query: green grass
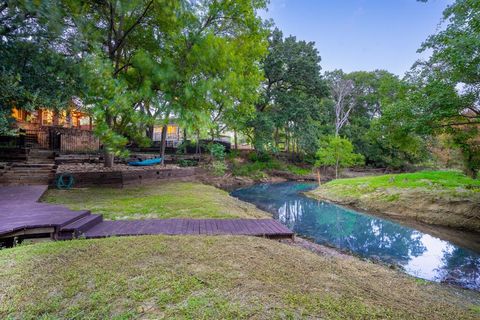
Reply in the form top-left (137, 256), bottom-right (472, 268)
top-left (313, 170), bottom-right (480, 200)
top-left (327, 170), bottom-right (480, 190)
top-left (307, 170), bottom-right (480, 231)
top-left (1, 236), bottom-right (478, 319)
top-left (42, 182), bottom-right (268, 220)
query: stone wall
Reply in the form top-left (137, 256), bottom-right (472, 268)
top-left (54, 167), bottom-right (200, 188)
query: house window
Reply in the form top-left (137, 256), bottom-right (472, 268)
top-left (42, 110), bottom-right (54, 126)
top-left (12, 107), bottom-right (26, 121)
top-left (167, 125), bottom-right (177, 134)
top-left (153, 124), bottom-right (180, 142)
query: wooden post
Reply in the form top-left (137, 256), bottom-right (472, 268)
top-left (160, 124), bottom-right (168, 166)
top-left (234, 129), bottom-right (238, 150)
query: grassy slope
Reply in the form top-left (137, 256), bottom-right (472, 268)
top-left (43, 182), bottom-right (268, 220)
top-left (1, 236), bottom-right (479, 319)
top-left (308, 170), bottom-right (480, 231)
top-left (325, 170), bottom-right (480, 195)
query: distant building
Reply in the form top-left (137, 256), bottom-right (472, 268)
top-left (8, 102), bottom-right (99, 152)
top-left (152, 123), bottom-right (183, 148)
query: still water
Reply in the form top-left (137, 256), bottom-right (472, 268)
top-left (231, 182), bottom-right (480, 290)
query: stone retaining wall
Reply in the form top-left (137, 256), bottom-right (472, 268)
top-left (54, 167), bottom-right (201, 188)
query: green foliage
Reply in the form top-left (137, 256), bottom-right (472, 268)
top-left (210, 160), bottom-right (228, 176)
top-left (248, 151), bottom-right (272, 163)
top-left (412, 0), bottom-right (480, 177)
top-left (365, 100), bottom-right (429, 169)
top-left (0, 8), bottom-right (85, 135)
top-left (208, 143), bottom-right (226, 161)
top-left (326, 170), bottom-right (480, 190)
top-left (231, 158), bottom-right (282, 178)
top-left (315, 136), bottom-right (364, 178)
top-left (231, 156), bottom-right (311, 178)
top-left (251, 28), bottom-right (329, 154)
top-left (177, 159), bottom-right (198, 167)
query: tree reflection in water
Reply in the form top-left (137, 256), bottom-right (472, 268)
top-left (231, 182), bottom-right (480, 291)
top-left (436, 247), bottom-right (480, 289)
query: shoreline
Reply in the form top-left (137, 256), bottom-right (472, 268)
top-left (303, 191), bottom-right (480, 253)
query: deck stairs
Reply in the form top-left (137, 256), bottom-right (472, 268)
top-left (57, 214), bottom-right (104, 240)
top-left (0, 149), bottom-right (56, 185)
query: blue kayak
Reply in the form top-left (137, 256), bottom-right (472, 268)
top-left (128, 157), bottom-right (162, 166)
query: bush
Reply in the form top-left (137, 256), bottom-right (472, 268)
top-left (226, 149), bottom-right (241, 160)
top-left (177, 159), bottom-right (198, 167)
top-left (248, 151), bottom-right (271, 162)
top-left (211, 160), bottom-right (228, 176)
top-left (208, 143), bottom-right (226, 160)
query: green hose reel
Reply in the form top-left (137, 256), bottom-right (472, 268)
top-left (56, 173), bottom-right (75, 189)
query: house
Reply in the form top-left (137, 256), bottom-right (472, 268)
top-left (152, 123), bottom-right (183, 148)
top-left (8, 103), bottom-right (99, 153)
top-left (151, 123), bottom-right (233, 150)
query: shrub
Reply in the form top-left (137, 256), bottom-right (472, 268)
top-left (211, 160), bottom-right (228, 176)
top-left (248, 151), bottom-right (271, 162)
top-left (177, 159), bottom-right (198, 167)
top-left (208, 143), bottom-right (226, 161)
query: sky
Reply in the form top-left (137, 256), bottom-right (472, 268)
top-left (261, 0), bottom-right (452, 76)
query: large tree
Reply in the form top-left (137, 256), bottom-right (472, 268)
top-left (410, 0), bottom-right (480, 177)
top-left (0, 1), bottom-right (84, 135)
top-left (64, 0), bottom-right (267, 166)
top-left (252, 28), bottom-right (329, 156)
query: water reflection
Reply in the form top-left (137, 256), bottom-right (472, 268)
top-left (231, 182), bottom-right (480, 290)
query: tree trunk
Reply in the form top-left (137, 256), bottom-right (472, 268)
top-left (234, 130), bottom-right (238, 150)
top-left (160, 124), bottom-right (167, 166)
top-left (183, 129), bottom-right (187, 154)
top-left (104, 114), bottom-right (114, 167)
top-left (195, 130), bottom-right (200, 155)
top-left (286, 130), bottom-right (290, 153)
top-left (146, 124), bottom-right (154, 140)
top-left (104, 152), bottom-right (114, 167)
top-left (316, 168), bottom-right (321, 185)
top-left (274, 127), bottom-right (279, 148)
top-left (335, 155), bottom-right (339, 179)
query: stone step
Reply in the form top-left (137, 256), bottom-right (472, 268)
top-left (6, 170), bottom-right (55, 174)
top-left (0, 175), bottom-right (52, 180)
top-left (11, 163), bottom-right (55, 168)
top-left (3, 170), bottom-right (54, 174)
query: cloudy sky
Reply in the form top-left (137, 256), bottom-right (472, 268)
top-left (261, 0), bottom-right (451, 76)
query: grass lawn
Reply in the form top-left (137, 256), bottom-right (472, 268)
top-left (42, 181), bottom-right (268, 220)
top-left (328, 170), bottom-right (480, 191)
top-left (1, 235), bottom-right (479, 319)
top-left (308, 170), bottom-right (480, 232)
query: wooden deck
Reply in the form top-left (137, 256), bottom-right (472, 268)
top-left (0, 185), bottom-right (293, 244)
top-left (83, 219), bottom-right (293, 239)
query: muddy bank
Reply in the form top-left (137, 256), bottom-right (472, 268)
top-left (196, 172), bottom-right (287, 191)
top-left (307, 186), bottom-right (480, 235)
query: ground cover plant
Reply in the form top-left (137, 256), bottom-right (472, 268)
top-left (320, 170), bottom-right (480, 197)
top-left (1, 235), bottom-right (479, 319)
top-left (43, 182), bottom-right (268, 220)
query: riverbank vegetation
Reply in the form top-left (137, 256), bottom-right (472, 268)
top-left (43, 182), bottom-right (268, 220)
top-left (1, 235), bottom-right (479, 319)
top-left (308, 170), bottom-right (480, 232)
top-left (2, 0), bottom-right (478, 177)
